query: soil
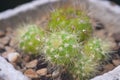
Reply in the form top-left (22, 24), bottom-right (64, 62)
top-left (0, 19), bottom-right (120, 80)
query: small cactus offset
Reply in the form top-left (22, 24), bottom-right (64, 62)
top-left (69, 52), bottom-right (100, 80)
top-left (83, 37), bottom-right (110, 61)
top-left (69, 38), bottom-right (110, 80)
top-left (19, 25), bottom-right (45, 55)
top-left (69, 55), bottom-right (98, 80)
top-left (48, 8), bottom-right (92, 41)
top-left (44, 31), bottom-right (80, 65)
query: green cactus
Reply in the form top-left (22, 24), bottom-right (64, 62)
top-left (44, 31), bottom-right (80, 65)
top-left (48, 8), bottom-right (92, 41)
top-left (83, 38), bottom-right (110, 61)
top-left (68, 38), bottom-right (110, 80)
top-left (68, 53), bottom-right (98, 80)
top-left (19, 25), bottom-right (45, 55)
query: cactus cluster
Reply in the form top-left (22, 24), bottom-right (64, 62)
top-left (16, 8), bottom-right (110, 80)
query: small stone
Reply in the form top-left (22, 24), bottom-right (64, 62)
top-left (9, 37), bottom-right (17, 47)
top-left (0, 30), bottom-right (5, 37)
top-left (23, 55), bottom-right (30, 62)
top-left (112, 32), bottom-right (120, 42)
top-left (103, 64), bottom-right (115, 73)
top-left (112, 59), bottom-right (120, 66)
top-left (26, 59), bottom-right (38, 68)
top-left (6, 27), bottom-right (12, 32)
top-left (5, 46), bottom-right (15, 52)
top-left (24, 69), bottom-right (38, 78)
top-left (118, 42), bottom-right (120, 46)
top-left (5, 27), bottom-right (13, 36)
top-left (46, 74), bottom-right (52, 77)
top-left (7, 52), bottom-right (20, 63)
top-left (52, 70), bottom-right (60, 78)
top-left (94, 30), bottom-right (107, 39)
top-left (36, 68), bottom-right (47, 76)
top-left (0, 36), bottom-right (10, 45)
top-left (2, 52), bottom-right (8, 58)
top-left (108, 37), bottom-right (118, 50)
top-left (0, 43), bottom-right (4, 49)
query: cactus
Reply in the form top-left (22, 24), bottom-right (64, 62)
top-left (18, 25), bottom-right (45, 55)
top-left (83, 38), bottom-right (110, 61)
top-left (48, 8), bottom-right (92, 41)
top-left (68, 38), bottom-right (110, 80)
top-left (69, 52), bottom-right (99, 80)
top-left (44, 31), bottom-right (80, 65)
top-left (69, 55), bottom-right (98, 80)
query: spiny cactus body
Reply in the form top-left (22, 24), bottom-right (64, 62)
top-left (44, 31), bottom-right (80, 65)
top-left (48, 8), bottom-right (92, 41)
top-left (69, 54), bottom-right (98, 80)
top-left (69, 38), bottom-right (110, 80)
top-left (83, 38), bottom-right (110, 61)
top-left (19, 25), bottom-right (45, 55)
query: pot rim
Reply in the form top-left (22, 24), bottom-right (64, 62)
top-left (0, 0), bottom-right (58, 20)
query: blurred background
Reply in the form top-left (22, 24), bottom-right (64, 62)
top-left (0, 0), bottom-right (33, 12)
top-left (0, 0), bottom-right (120, 12)
top-left (109, 0), bottom-right (120, 5)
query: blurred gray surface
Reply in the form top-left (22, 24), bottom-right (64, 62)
top-left (91, 65), bottom-right (120, 80)
top-left (0, 56), bottom-right (29, 80)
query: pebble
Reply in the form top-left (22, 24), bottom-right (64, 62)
top-left (0, 36), bottom-right (10, 45)
top-left (6, 27), bottom-right (12, 32)
top-left (46, 74), bottom-right (52, 77)
top-left (36, 68), bottom-right (47, 76)
top-left (52, 70), bottom-right (60, 78)
top-left (103, 64), bottom-right (115, 73)
top-left (118, 42), bottom-right (120, 48)
top-left (108, 37), bottom-right (118, 50)
top-left (23, 55), bottom-right (30, 62)
top-left (26, 59), bottom-right (38, 68)
top-left (5, 46), bottom-right (15, 52)
top-left (9, 37), bottom-right (17, 47)
top-left (5, 27), bottom-right (13, 36)
top-left (93, 29), bottom-right (108, 39)
top-left (7, 52), bottom-right (20, 63)
top-left (112, 32), bottom-right (120, 42)
top-left (0, 43), bottom-right (4, 49)
top-left (112, 59), bottom-right (120, 66)
top-left (0, 30), bottom-right (5, 37)
top-left (24, 69), bottom-right (38, 78)
top-left (2, 52), bottom-right (8, 58)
